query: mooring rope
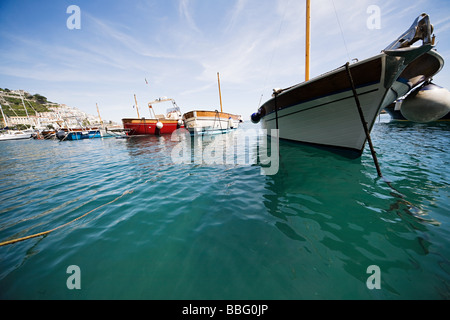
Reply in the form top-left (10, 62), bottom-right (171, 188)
top-left (343, 62), bottom-right (440, 225)
top-left (214, 110), bottom-right (223, 131)
top-left (0, 189), bottom-right (134, 247)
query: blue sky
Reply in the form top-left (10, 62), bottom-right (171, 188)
top-left (1, 0), bottom-right (450, 123)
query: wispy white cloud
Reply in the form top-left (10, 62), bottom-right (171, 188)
top-left (178, 0), bottom-right (201, 33)
top-left (0, 0), bottom-right (449, 122)
top-left (224, 0), bottom-right (248, 33)
top-left (434, 15), bottom-right (450, 33)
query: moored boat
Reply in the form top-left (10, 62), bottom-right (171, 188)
top-left (182, 72), bottom-right (242, 135)
top-left (0, 129), bottom-right (33, 141)
top-left (0, 103), bottom-right (33, 141)
top-left (122, 97), bottom-right (184, 136)
top-left (183, 110), bottom-right (241, 135)
top-left (56, 127), bottom-right (101, 141)
top-left (251, 11), bottom-right (441, 158)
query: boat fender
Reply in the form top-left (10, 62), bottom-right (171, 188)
top-left (177, 119), bottom-right (183, 129)
top-left (251, 107), bottom-right (265, 124)
top-left (228, 117), bottom-right (234, 129)
top-left (400, 83), bottom-right (450, 122)
top-left (251, 112), bottom-right (260, 123)
top-left (155, 121), bottom-right (163, 136)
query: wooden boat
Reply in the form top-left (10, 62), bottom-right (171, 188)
top-left (122, 96), bottom-right (184, 136)
top-left (33, 129), bottom-right (56, 140)
top-left (251, 8), bottom-right (441, 158)
top-left (183, 110), bottom-right (241, 135)
top-left (182, 73), bottom-right (242, 135)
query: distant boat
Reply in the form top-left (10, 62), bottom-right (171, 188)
top-left (38, 129), bottom-right (57, 140)
top-left (56, 128), bottom-right (101, 141)
top-left (0, 129), bottom-right (32, 141)
top-left (251, 9), bottom-right (441, 158)
top-left (384, 81), bottom-right (450, 122)
top-left (183, 110), bottom-right (242, 135)
top-left (182, 72), bottom-right (242, 135)
top-left (0, 104), bottom-right (33, 141)
top-left (122, 96), bottom-right (184, 136)
top-left (94, 103), bottom-right (128, 138)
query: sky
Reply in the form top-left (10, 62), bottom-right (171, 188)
top-left (1, 0), bottom-right (450, 123)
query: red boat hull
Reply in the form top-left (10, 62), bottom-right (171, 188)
top-left (122, 118), bottom-right (184, 135)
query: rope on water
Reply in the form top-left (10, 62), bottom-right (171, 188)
top-left (0, 190), bottom-right (134, 247)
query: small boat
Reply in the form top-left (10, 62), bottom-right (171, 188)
top-left (94, 103), bottom-right (129, 138)
top-left (99, 128), bottom-right (129, 138)
top-left (0, 103), bottom-right (33, 141)
top-left (122, 96), bottom-right (184, 136)
top-left (36, 129), bottom-right (57, 140)
top-left (0, 129), bottom-right (33, 141)
top-left (183, 110), bottom-right (242, 135)
top-left (182, 73), bottom-right (242, 135)
top-left (56, 127), bottom-right (101, 141)
top-left (384, 81), bottom-right (450, 122)
top-left (251, 9), bottom-right (441, 158)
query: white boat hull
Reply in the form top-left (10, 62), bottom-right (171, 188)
top-left (253, 46), bottom-right (442, 157)
top-left (183, 111), bottom-right (241, 135)
top-left (261, 78), bottom-right (408, 154)
top-left (0, 131), bottom-right (32, 141)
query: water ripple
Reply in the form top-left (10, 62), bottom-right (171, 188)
top-left (0, 121), bottom-right (449, 299)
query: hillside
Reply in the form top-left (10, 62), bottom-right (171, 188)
top-left (0, 88), bottom-right (54, 121)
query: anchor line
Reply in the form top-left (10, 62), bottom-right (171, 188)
top-left (0, 189), bottom-right (134, 247)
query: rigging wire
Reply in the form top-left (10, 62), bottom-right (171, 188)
top-left (331, 0), bottom-right (351, 62)
top-left (258, 0), bottom-right (292, 107)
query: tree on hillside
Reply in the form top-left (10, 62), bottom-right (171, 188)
top-left (33, 94), bottom-right (47, 104)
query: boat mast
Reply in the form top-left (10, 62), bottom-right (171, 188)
top-left (305, 0), bottom-right (311, 81)
top-left (20, 92), bottom-right (33, 129)
top-left (217, 72), bottom-right (223, 113)
top-left (134, 94), bottom-right (141, 118)
top-left (96, 103), bottom-right (104, 129)
top-left (0, 104), bottom-right (8, 127)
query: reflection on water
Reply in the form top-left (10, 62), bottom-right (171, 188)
top-left (0, 120), bottom-right (449, 299)
top-left (259, 137), bottom-right (449, 298)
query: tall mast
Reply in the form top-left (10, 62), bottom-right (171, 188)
top-left (20, 92), bottom-right (32, 129)
top-left (96, 103), bottom-right (104, 129)
top-left (217, 72), bottom-right (223, 113)
top-left (134, 94), bottom-right (141, 118)
top-left (0, 104), bottom-right (8, 127)
top-left (305, 0), bottom-right (311, 81)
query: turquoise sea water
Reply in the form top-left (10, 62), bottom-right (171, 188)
top-left (0, 116), bottom-right (449, 300)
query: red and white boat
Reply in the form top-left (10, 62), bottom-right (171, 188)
top-left (122, 97), bottom-right (184, 136)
